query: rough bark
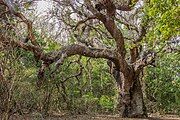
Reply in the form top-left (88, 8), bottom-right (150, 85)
top-left (109, 62), bottom-right (147, 118)
top-left (121, 75), bottom-right (147, 118)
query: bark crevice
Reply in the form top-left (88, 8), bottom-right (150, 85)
top-left (109, 62), bottom-right (147, 118)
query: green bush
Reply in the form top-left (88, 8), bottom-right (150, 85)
top-left (145, 53), bottom-right (180, 114)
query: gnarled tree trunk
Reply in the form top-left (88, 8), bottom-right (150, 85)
top-left (121, 75), bottom-right (147, 117)
top-left (111, 66), bottom-right (147, 118)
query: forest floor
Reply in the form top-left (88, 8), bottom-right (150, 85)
top-left (5, 113), bottom-right (180, 120)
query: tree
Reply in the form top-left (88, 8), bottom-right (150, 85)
top-left (0, 0), bottom-right (178, 118)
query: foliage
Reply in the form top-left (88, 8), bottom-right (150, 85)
top-left (145, 53), bottom-right (180, 114)
top-left (143, 0), bottom-right (179, 113)
top-left (144, 0), bottom-right (179, 48)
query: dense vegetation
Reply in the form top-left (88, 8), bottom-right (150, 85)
top-left (0, 0), bottom-right (179, 119)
